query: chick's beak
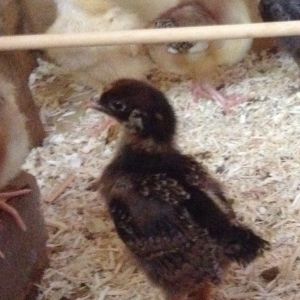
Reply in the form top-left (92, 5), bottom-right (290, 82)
top-left (88, 95), bottom-right (107, 113)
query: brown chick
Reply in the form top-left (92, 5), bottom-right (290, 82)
top-left (0, 76), bottom-right (32, 258)
top-left (147, 0), bottom-right (254, 113)
top-left (91, 79), bottom-right (269, 300)
top-left (259, 0), bottom-right (300, 67)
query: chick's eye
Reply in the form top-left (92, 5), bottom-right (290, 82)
top-left (110, 100), bottom-right (126, 112)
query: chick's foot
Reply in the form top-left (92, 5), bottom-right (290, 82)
top-left (191, 81), bottom-right (246, 114)
top-left (0, 189), bottom-right (31, 232)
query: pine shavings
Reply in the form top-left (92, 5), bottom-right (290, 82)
top-left (24, 51), bottom-right (300, 299)
top-left (45, 174), bottom-right (76, 203)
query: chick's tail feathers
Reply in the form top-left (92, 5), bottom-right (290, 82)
top-left (223, 224), bottom-right (270, 265)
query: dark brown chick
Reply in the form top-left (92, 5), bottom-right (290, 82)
top-left (260, 0), bottom-right (300, 66)
top-left (91, 79), bottom-right (269, 300)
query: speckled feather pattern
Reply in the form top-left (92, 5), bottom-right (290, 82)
top-left (101, 158), bottom-right (227, 295)
top-left (99, 139), bottom-right (268, 296)
top-left (153, 1), bottom-right (217, 54)
top-left (147, 0), bottom-right (253, 80)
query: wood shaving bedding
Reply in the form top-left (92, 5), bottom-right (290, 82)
top-left (24, 50), bottom-right (300, 300)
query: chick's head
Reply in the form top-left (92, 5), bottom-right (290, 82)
top-left (91, 79), bottom-right (176, 142)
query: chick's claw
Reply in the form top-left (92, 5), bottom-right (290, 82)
top-left (191, 81), bottom-right (247, 114)
top-left (0, 189), bottom-right (31, 199)
top-left (0, 188), bottom-right (31, 232)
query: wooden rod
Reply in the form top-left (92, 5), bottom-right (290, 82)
top-left (0, 21), bottom-right (299, 51)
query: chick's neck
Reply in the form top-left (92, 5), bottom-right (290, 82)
top-left (118, 127), bottom-right (175, 155)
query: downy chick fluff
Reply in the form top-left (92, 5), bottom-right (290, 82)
top-left (91, 79), bottom-right (269, 300)
top-left (46, 0), bottom-right (153, 91)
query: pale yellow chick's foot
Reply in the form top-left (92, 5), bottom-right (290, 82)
top-left (0, 189), bottom-right (31, 258)
top-left (0, 188), bottom-right (31, 234)
top-left (191, 81), bottom-right (247, 114)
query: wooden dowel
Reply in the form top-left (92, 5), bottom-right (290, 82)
top-left (0, 21), bottom-right (300, 51)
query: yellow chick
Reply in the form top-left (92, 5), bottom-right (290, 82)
top-left (46, 0), bottom-right (153, 91)
top-left (111, 0), bottom-right (181, 22)
top-left (146, 0), bottom-right (256, 112)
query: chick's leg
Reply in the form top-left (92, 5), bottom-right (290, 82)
top-left (191, 81), bottom-right (246, 114)
top-left (0, 189), bottom-right (30, 259)
top-left (89, 116), bottom-right (115, 135)
top-left (187, 283), bottom-right (212, 300)
top-left (0, 189), bottom-right (31, 232)
top-left (87, 97), bottom-right (120, 141)
top-left (89, 117), bottom-right (120, 144)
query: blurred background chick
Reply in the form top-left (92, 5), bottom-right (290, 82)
top-left (46, 0), bottom-right (153, 92)
top-left (112, 0), bottom-right (181, 22)
top-left (44, 0), bottom-right (271, 114)
top-left (146, 0), bottom-right (258, 112)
